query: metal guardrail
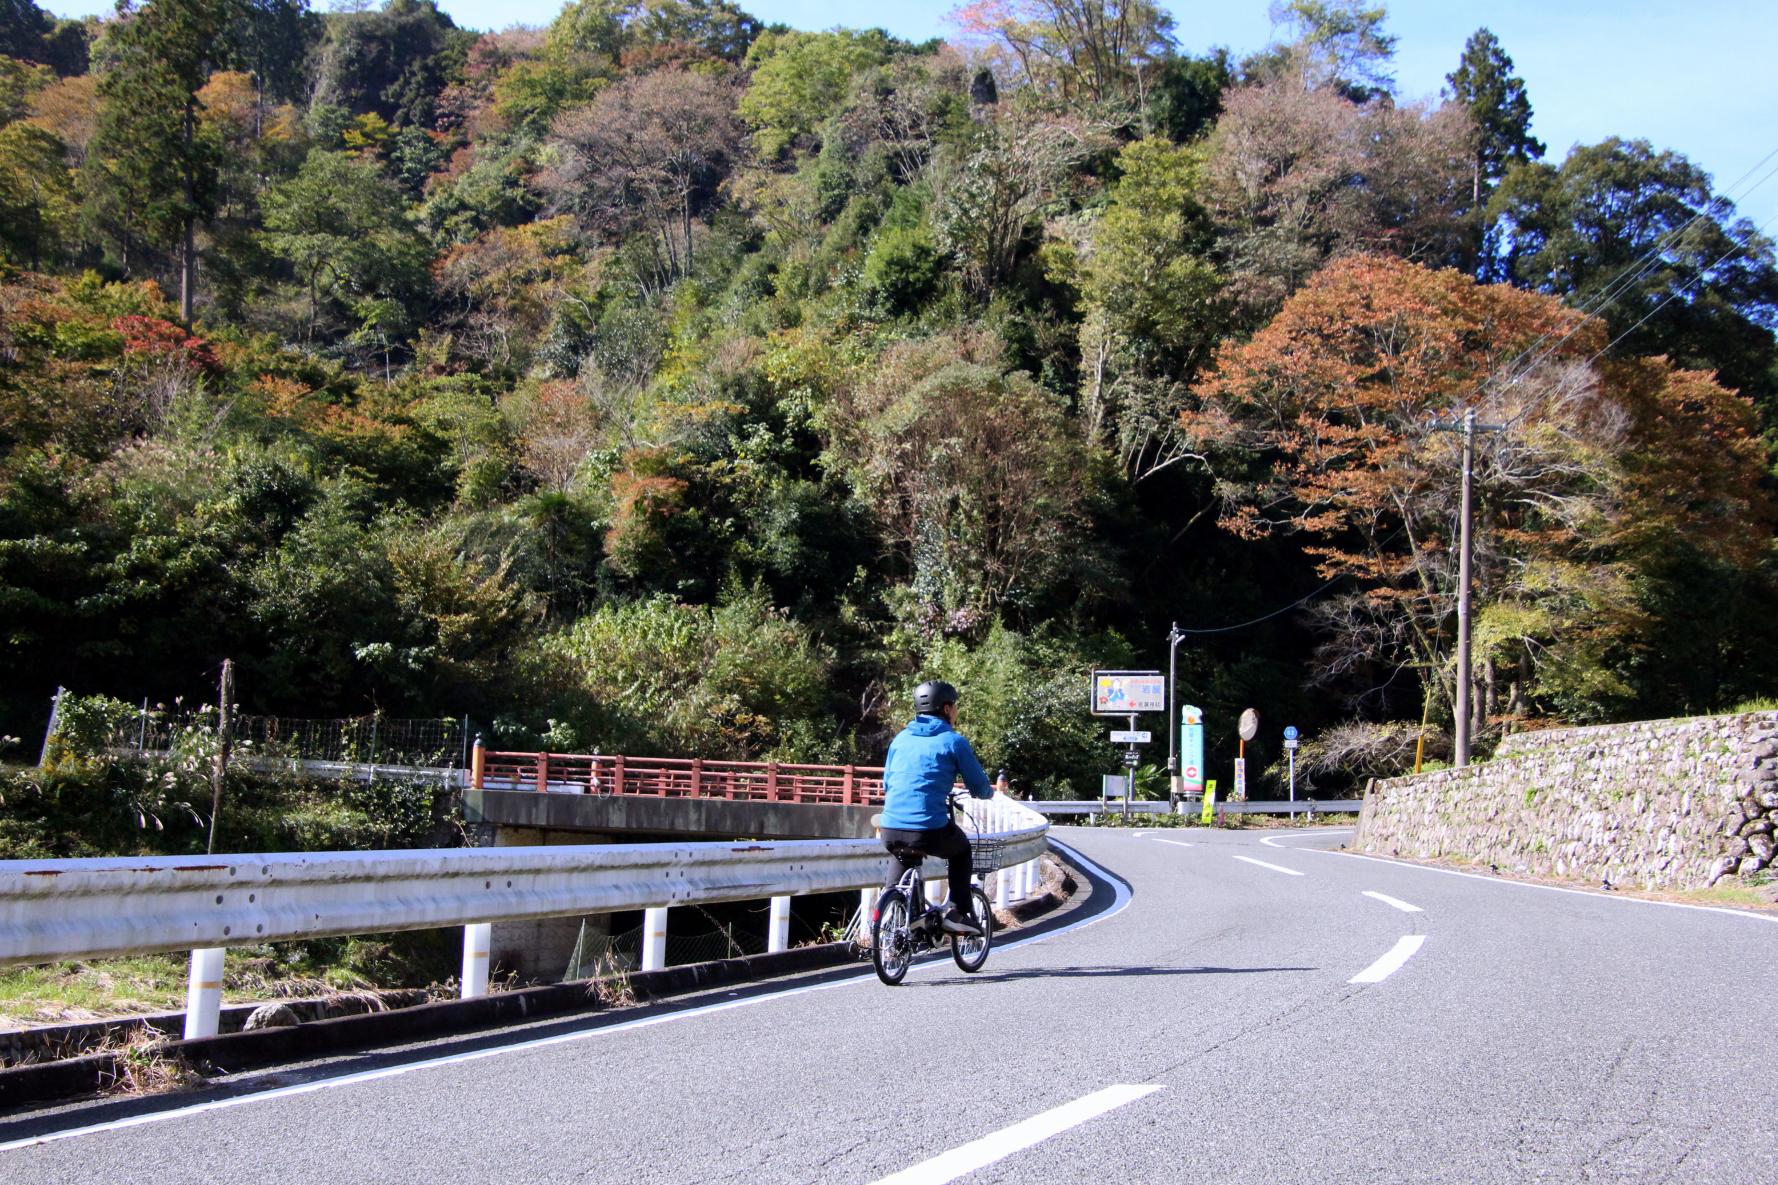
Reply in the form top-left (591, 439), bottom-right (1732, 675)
top-left (0, 794), bottom-right (1048, 1039)
top-left (1029, 799), bottom-right (1361, 817)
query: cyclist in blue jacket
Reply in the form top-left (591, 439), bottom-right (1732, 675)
top-left (879, 679), bottom-right (995, 935)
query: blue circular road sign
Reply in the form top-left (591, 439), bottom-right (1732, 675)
top-left (1283, 725), bottom-right (1299, 741)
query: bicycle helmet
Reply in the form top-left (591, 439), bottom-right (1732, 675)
top-left (912, 679), bottom-right (959, 714)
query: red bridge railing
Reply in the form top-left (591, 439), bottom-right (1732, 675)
top-left (472, 748), bottom-right (887, 807)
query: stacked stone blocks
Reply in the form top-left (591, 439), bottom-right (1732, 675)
top-left (1355, 711), bottom-right (1778, 890)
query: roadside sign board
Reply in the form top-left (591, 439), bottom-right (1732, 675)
top-left (1110, 730), bottom-right (1152, 743)
top-left (1200, 780), bottom-right (1216, 825)
top-left (1284, 725), bottom-right (1299, 741)
top-left (1101, 775), bottom-right (1128, 799)
top-left (1091, 670), bottom-right (1165, 715)
top-left (1284, 738), bottom-right (1298, 750)
top-left (1233, 757), bottom-right (1247, 800)
top-left (1180, 705), bottom-right (1204, 795)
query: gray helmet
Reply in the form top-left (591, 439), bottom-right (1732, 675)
top-left (912, 680), bottom-right (959, 714)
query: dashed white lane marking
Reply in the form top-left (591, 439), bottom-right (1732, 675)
top-left (1287, 844), bottom-right (1778, 925)
top-left (1147, 838), bottom-right (1195, 849)
top-left (1260, 830), bottom-right (1354, 849)
top-left (868, 1085), bottom-right (1164, 1185)
top-left (1362, 891), bottom-right (1423, 914)
top-left (1231, 855), bottom-right (1305, 877)
top-left (1350, 935), bottom-right (1425, 984)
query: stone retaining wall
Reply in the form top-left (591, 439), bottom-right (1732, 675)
top-left (1355, 712), bottom-right (1778, 889)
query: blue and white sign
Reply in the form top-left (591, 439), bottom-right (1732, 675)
top-left (1284, 725), bottom-right (1299, 741)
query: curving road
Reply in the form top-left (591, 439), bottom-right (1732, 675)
top-left (4, 826), bottom-right (1775, 1184)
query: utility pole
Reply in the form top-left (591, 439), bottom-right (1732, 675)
top-left (1432, 409), bottom-right (1504, 767)
top-left (1166, 623), bottom-right (1185, 802)
top-left (208, 659), bottom-right (234, 855)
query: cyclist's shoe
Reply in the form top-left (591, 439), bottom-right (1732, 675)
top-left (940, 906), bottom-right (984, 936)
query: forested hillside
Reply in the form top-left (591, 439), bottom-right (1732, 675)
top-left (3, 0), bottom-right (1775, 795)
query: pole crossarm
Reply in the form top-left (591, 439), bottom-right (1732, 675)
top-left (0, 796), bottom-right (1049, 969)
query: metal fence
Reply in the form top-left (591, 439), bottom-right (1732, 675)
top-left (103, 708), bottom-right (471, 769)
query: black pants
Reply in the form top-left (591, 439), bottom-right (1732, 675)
top-left (880, 821), bottom-right (975, 916)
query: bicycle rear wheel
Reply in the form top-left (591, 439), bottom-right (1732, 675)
top-left (951, 887), bottom-right (993, 973)
top-left (871, 889), bottom-right (914, 985)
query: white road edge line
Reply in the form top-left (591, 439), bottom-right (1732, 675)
top-left (868, 1085), bottom-right (1163, 1185)
top-left (0, 841), bottom-right (1134, 1154)
top-left (1276, 842), bottom-right (1778, 926)
top-left (1349, 935), bottom-right (1425, 984)
top-left (1231, 855), bottom-right (1305, 877)
top-left (1362, 891), bottom-right (1423, 914)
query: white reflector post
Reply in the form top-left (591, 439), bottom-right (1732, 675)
top-left (768, 895), bottom-right (790, 954)
top-left (461, 922), bottom-right (491, 998)
top-left (642, 906), bottom-right (668, 972)
top-left (184, 947), bottom-right (225, 1039)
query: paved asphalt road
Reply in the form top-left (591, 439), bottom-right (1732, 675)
top-left (4, 826), bottom-right (1776, 1184)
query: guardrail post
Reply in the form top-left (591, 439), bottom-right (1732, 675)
top-left (993, 866), bottom-right (1011, 909)
top-left (461, 923), bottom-right (491, 998)
top-left (691, 758), bottom-right (703, 797)
top-left (843, 765), bottom-right (855, 805)
top-left (183, 947), bottom-right (225, 1039)
top-left (471, 736), bottom-right (485, 790)
top-left (613, 753), bottom-right (625, 795)
top-left (535, 752), bottom-right (549, 794)
top-left (642, 907), bottom-right (668, 971)
top-left (766, 762), bottom-right (780, 801)
top-left (859, 887), bottom-right (875, 941)
top-left (768, 895), bottom-right (790, 953)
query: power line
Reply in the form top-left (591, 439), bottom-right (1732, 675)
top-left (1472, 144), bottom-right (1778, 414)
top-left (1178, 574), bottom-right (1345, 636)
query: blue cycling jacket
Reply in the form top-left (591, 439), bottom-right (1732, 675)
top-left (880, 714), bottom-right (993, 831)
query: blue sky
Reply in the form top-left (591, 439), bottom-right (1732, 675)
top-left (43, 1), bottom-right (1778, 227)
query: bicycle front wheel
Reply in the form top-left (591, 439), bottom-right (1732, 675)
top-left (951, 887), bottom-right (993, 973)
top-left (871, 889), bottom-right (914, 985)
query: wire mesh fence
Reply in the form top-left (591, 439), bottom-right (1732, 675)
top-left (96, 702), bottom-right (471, 769)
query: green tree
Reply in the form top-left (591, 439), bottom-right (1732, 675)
top-left (1489, 138), bottom-right (1778, 414)
top-left (308, 0), bottom-right (473, 129)
top-left (0, 121), bottom-right (76, 266)
top-left (738, 28), bottom-right (894, 159)
top-left (1077, 136), bottom-right (1223, 477)
top-left (259, 147), bottom-right (432, 341)
top-left (1444, 27), bottom-right (1542, 208)
top-left (85, 0), bottom-right (241, 322)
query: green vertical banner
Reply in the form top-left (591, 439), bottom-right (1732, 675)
top-left (1180, 705), bottom-right (1204, 795)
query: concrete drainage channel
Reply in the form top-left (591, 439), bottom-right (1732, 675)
top-left (0, 855), bottom-right (1076, 1114)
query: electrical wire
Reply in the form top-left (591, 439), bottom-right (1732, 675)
top-left (1179, 573), bottom-right (1346, 635)
top-left (1480, 144), bottom-right (1778, 404)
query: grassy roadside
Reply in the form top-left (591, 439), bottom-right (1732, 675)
top-left (0, 931), bottom-right (463, 1031)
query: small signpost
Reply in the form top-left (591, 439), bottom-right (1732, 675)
top-left (1200, 779), bottom-right (1217, 825)
top-left (1092, 670), bottom-right (1163, 821)
top-left (1284, 725), bottom-right (1299, 804)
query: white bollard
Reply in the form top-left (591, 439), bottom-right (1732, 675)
top-left (993, 865), bottom-right (1011, 909)
top-left (642, 906), bottom-right (668, 972)
top-left (768, 895), bottom-right (791, 954)
top-left (460, 923), bottom-right (491, 998)
top-left (860, 887), bottom-right (876, 939)
top-left (184, 947), bottom-right (225, 1039)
